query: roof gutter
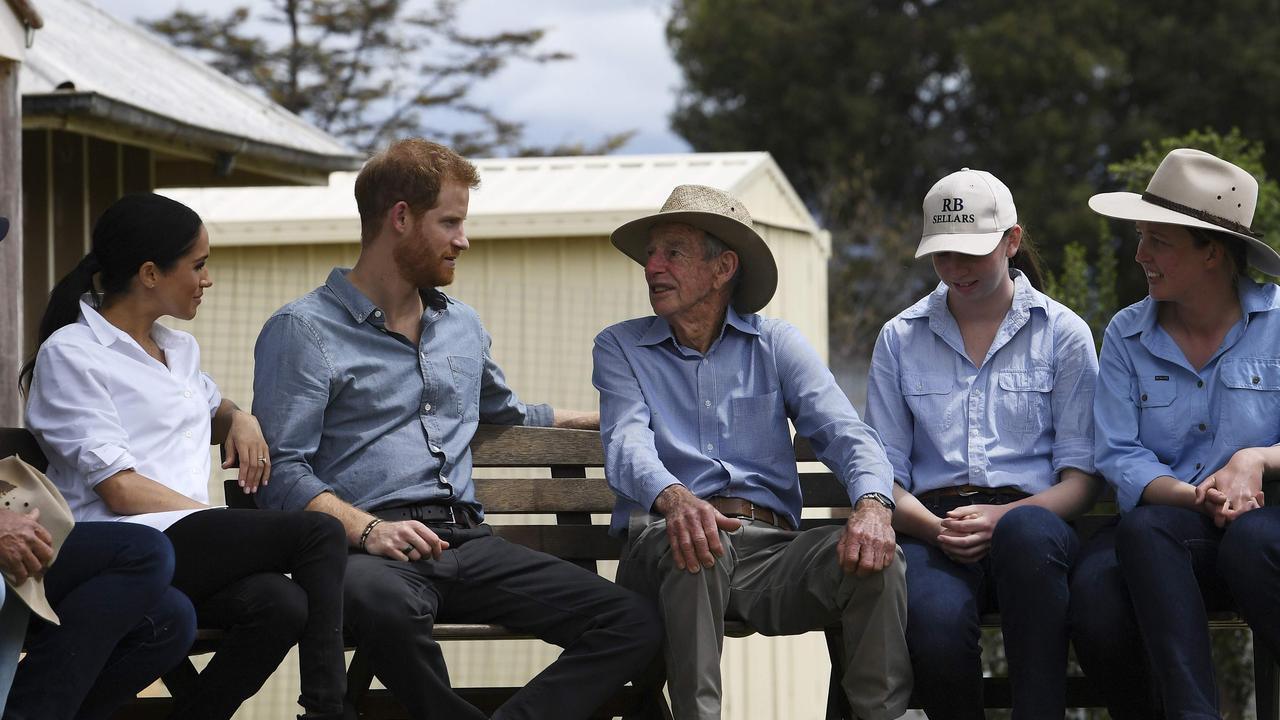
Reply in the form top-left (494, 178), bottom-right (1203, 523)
top-left (23, 91), bottom-right (363, 177)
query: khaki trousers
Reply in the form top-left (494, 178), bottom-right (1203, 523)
top-left (617, 517), bottom-right (912, 720)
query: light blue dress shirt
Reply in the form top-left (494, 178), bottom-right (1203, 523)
top-left (865, 271), bottom-right (1098, 496)
top-left (1094, 277), bottom-right (1280, 512)
top-left (594, 307), bottom-right (894, 535)
top-left (252, 268), bottom-right (553, 515)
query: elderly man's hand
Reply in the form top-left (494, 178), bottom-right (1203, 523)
top-left (838, 499), bottom-right (895, 576)
top-left (653, 484), bottom-right (742, 573)
top-left (0, 508), bottom-right (54, 584)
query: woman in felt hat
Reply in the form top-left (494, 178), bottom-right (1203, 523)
top-left (863, 169), bottom-right (1101, 718)
top-left (1070, 148), bottom-right (1280, 719)
top-left (20, 193), bottom-right (349, 720)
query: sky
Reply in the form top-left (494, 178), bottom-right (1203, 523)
top-left (91, 0), bottom-right (692, 155)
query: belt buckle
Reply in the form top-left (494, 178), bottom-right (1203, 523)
top-left (747, 503), bottom-right (757, 522)
top-left (957, 486), bottom-right (980, 497)
top-left (446, 505), bottom-right (456, 525)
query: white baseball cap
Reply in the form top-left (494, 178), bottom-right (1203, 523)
top-left (916, 168), bottom-right (1018, 258)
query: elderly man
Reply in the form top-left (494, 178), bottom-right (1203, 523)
top-left (593, 185), bottom-right (912, 719)
top-left (253, 138), bottom-right (660, 720)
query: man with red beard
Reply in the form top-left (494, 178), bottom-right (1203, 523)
top-left (251, 138), bottom-right (661, 720)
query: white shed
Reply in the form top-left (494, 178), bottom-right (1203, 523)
top-left (163, 151), bottom-right (838, 720)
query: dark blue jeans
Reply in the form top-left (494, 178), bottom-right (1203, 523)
top-left (903, 499), bottom-right (1079, 720)
top-left (1072, 505), bottom-right (1280, 720)
top-left (3, 522), bottom-right (197, 720)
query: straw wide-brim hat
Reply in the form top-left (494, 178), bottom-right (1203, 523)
top-left (610, 184), bottom-right (779, 314)
top-left (1089, 148), bottom-right (1280, 276)
top-left (0, 455), bottom-right (74, 624)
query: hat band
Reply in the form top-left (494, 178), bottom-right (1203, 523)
top-left (1141, 191), bottom-right (1263, 239)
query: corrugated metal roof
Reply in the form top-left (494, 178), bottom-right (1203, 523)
top-left (163, 152), bottom-right (822, 245)
top-left (20, 0), bottom-right (358, 163)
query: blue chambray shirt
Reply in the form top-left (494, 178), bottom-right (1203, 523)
top-left (1095, 277), bottom-right (1280, 512)
top-left (594, 307), bottom-right (894, 535)
top-left (865, 271), bottom-right (1098, 495)
top-left (252, 268), bottom-right (553, 515)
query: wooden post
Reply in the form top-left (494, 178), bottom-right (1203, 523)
top-left (0, 59), bottom-right (21, 426)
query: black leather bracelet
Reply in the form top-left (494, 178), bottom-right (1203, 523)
top-left (359, 518), bottom-right (382, 552)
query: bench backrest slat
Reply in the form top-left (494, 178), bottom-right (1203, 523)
top-left (471, 426), bottom-right (603, 467)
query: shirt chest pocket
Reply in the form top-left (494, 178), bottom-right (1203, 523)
top-left (901, 372), bottom-right (954, 433)
top-left (447, 355), bottom-right (481, 422)
top-left (996, 369), bottom-right (1053, 436)
top-left (1218, 359), bottom-right (1280, 448)
top-left (729, 391), bottom-right (791, 459)
top-left (1133, 376), bottom-right (1184, 457)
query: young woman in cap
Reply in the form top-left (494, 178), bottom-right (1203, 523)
top-left (20, 193), bottom-right (348, 720)
top-left (1070, 148), bottom-right (1280, 719)
top-left (864, 168), bottom-right (1100, 718)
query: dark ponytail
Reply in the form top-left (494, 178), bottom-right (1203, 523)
top-left (19, 193), bottom-right (202, 392)
top-left (1009, 226), bottom-right (1045, 291)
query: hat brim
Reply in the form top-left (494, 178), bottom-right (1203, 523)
top-left (611, 210), bottom-right (779, 314)
top-left (915, 230), bottom-right (1006, 259)
top-left (1089, 192), bottom-right (1280, 276)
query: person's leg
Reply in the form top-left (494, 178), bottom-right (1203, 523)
top-left (343, 552), bottom-right (486, 720)
top-left (616, 518), bottom-right (732, 720)
top-left (1219, 506), bottom-right (1280, 656)
top-left (1116, 504), bottom-right (1226, 719)
top-left (725, 523), bottom-right (912, 720)
top-left (1068, 521), bottom-right (1160, 720)
top-left (165, 509), bottom-right (348, 719)
top-left (5, 522), bottom-right (194, 720)
top-left (442, 535), bottom-right (662, 720)
top-left (0, 587), bottom-right (28, 711)
top-left (989, 505), bottom-right (1079, 720)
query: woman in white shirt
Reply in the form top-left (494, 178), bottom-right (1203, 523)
top-left (21, 193), bottom-right (348, 720)
top-left (864, 169), bottom-right (1100, 718)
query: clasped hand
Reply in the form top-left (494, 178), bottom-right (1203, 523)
top-left (936, 503), bottom-right (1010, 563)
top-left (1196, 449), bottom-right (1266, 527)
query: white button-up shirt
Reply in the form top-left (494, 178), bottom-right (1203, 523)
top-left (26, 299), bottom-right (221, 530)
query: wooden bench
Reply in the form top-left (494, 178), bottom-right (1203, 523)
top-left (3, 424), bottom-right (1277, 718)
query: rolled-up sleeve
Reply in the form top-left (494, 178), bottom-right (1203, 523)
top-left (1094, 322), bottom-right (1171, 512)
top-left (1049, 312), bottom-right (1099, 475)
top-left (26, 343), bottom-right (137, 488)
top-left (772, 322), bottom-right (893, 503)
top-left (253, 313), bottom-right (338, 511)
top-left (477, 326), bottom-right (553, 427)
top-left (864, 323), bottom-right (915, 488)
top-left (593, 329), bottom-right (680, 512)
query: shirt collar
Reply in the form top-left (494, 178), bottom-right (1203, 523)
top-left (637, 305), bottom-right (761, 348)
top-left (325, 268), bottom-right (379, 323)
top-left (78, 296), bottom-right (184, 351)
top-left (1116, 277), bottom-right (1280, 339)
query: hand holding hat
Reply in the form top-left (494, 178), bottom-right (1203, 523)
top-left (0, 455), bottom-right (75, 624)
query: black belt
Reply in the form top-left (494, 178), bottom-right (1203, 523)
top-left (372, 503), bottom-right (476, 528)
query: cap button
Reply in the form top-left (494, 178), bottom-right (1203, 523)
top-left (960, 167), bottom-right (970, 171)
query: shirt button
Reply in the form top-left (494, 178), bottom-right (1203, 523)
top-left (429, 445), bottom-right (441, 454)
top-left (1199, 423), bottom-right (1207, 431)
top-left (422, 403), bottom-right (432, 413)
top-left (183, 390), bottom-right (192, 398)
top-left (1195, 463), bottom-right (1203, 470)
top-left (1197, 380), bottom-right (1204, 388)
top-left (183, 430), bottom-right (192, 439)
top-left (1141, 393), bottom-right (1148, 401)
top-left (1253, 376), bottom-right (1262, 385)
top-left (706, 443), bottom-right (714, 451)
top-left (704, 400), bottom-right (712, 407)
top-left (970, 468), bottom-right (980, 475)
top-left (373, 310), bottom-right (383, 318)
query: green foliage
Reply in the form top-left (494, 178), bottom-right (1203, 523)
top-left (667, 0), bottom-right (1280, 358)
top-left (145, 0), bottom-right (633, 155)
top-left (1044, 220), bottom-right (1118, 348)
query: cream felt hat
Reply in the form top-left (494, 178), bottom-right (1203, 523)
top-left (610, 184), bottom-right (778, 314)
top-left (1089, 148), bottom-right (1280, 275)
top-left (0, 455), bottom-right (74, 624)
top-left (916, 169), bottom-right (1018, 258)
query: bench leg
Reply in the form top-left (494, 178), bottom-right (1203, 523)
top-left (825, 626), bottom-right (852, 720)
top-left (621, 650), bottom-right (673, 720)
top-left (160, 657), bottom-right (200, 702)
top-left (1256, 633), bottom-right (1279, 720)
top-left (346, 646), bottom-right (376, 716)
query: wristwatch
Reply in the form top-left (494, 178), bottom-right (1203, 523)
top-left (856, 492), bottom-right (895, 511)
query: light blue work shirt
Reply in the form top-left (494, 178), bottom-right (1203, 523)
top-left (1095, 277), bottom-right (1280, 512)
top-left (252, 268), bottom-right (553, 515)
top-left (593, 307), bottom-right (894, 535)
top-left (865, 271), bottom-right (1098, 495)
